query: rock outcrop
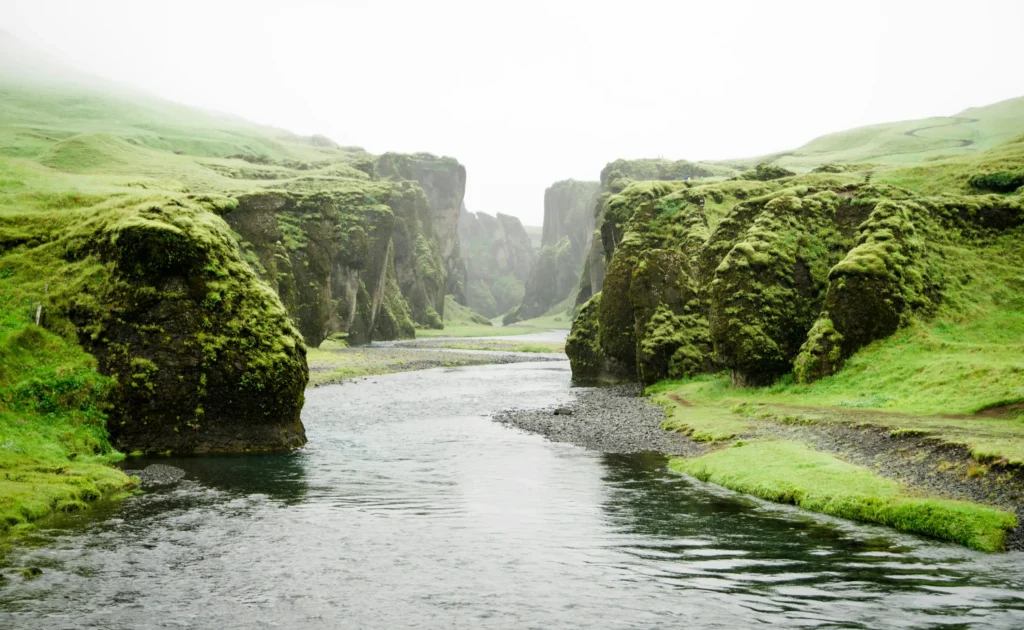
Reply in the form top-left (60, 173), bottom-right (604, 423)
top-left (458, 208), bottom-right (535, 318)
top-left (505, 179), bottom-right (599, 322)
top-left (226, 154), bottom-right (470, 341)
top-left (576, 159), bottom-right (715, 307)
top-left (375, 153), bottom-right (469, 306)
top-left (45, 198), bottom-right (308, 454)
top-left (380, 178), bottom-right (447, 329)
top-left (566, 174), bottom-right (1024, 387)
top-left (226, 187), bottom-right (395, 346)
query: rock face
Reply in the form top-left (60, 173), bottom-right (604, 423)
top-left (576, 159), bottom-right (715, 307)
top-left (53, 199), bottom-right (308, 454)
top-left (565, 176), bottom-right (1024, 387)
top-left (226, 188), bottom-right (395, 346)
top-left (375, 153), bottom-right (468, 306)
top-left (380, 179), bottom-right (447, 329)
top-left (505, 179), bottom-right (599, 322)
top-left (458, 208), bottom-right (535, 318)
top-left (227, 153), bottom-right (469, 342)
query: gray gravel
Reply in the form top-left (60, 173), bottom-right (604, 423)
top-left (124, 464), bottom-right (187, 488)
top-left (494, 384), bottom-right (704, 455)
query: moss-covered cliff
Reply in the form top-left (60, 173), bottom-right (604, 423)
top-left (226, 186), bottom-right (395, 346)
top-left (2, 195), bottom-right (308, 454)
top-left (506, 179), bottom-right (599, 322)
top-left (566, 154), bottom-right (1024, 387)
top-left (576, 159), bottom-right (716, 307)
top-left (375, 153), bottom-right (469, 308)
top-left (458, 208), bottom-right (534, 318)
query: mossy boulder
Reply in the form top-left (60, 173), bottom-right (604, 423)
top-left (51, 199), bottom-right (307, 454)
top-left (740, 162), bottom-right (796, 181)
top-left (708, 191), bottom-right (850, 386)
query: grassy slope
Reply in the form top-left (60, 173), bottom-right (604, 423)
top-left (719, 96), bottom-right (1024, 172)
top-left (0, 54), bottom-right (381, 532)
top-left (415, 295), bottom-right (573, 338)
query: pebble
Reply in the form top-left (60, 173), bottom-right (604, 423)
top-left (494, 384), bottom-right (702, 455)
top-left (125, 464), bottom-right (187, 488)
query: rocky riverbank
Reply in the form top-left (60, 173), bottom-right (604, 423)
top-left (494, 384), bottom-right (704, 455)
top-left (494, 385), bottom-right (1024, 551)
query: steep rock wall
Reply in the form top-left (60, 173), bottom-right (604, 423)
top-left (383, 180), bottom-right (447, 328)
top-left (507, 179), bottom-right (599, 322)
top-left (575, 159), bottom-right (715, 306)
top-left (375, 153), bottom-right (468, 307)
top-left (226, 188), bottom-right (394, 346)
top-left (459, 208), bottom-right (535, 317)
top-left (566, 176), bottom-right (1024, 387)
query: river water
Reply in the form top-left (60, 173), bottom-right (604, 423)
top-left (3, 359), bottom-right (1024, 629)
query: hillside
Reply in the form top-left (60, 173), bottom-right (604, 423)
top-left (0, 36), bottom-right (472, 531)
top-left (720, 96), bottom-right (1024, 172)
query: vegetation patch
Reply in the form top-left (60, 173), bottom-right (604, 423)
top-left (670, 440), bottom-right (1017, 551)
top-left (0, 299), bottom-right (133, 534)
top-left (656, 395), bottom-right (750, 442)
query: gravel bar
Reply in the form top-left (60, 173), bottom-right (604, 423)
top-left (494, 384), bottom-right (704, 455)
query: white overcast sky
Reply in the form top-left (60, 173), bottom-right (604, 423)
top-left (7, 0), bottom-right (1024, 225)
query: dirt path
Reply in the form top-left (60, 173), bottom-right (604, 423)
top-left (903, 116), bottom-right (980, 148)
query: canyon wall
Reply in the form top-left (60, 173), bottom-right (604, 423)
top-left (505, 179), bottom-right (598, 322)
top-left (458, 208), bottom-right (535, 318)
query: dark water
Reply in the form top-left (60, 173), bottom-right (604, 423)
top-left (3, 360), bottom-right (1024, 629)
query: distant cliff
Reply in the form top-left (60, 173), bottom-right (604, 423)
top-left (458, 208), bottom-right (535, 317)
top-left (505, 179), bottom-right (599, 322)
top-left (375, 153), bottom-right (469, 306)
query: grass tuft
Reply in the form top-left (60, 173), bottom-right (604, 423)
top-left (671, 440), bottom-right (1017, 551)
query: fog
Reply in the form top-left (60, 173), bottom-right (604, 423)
top-left (7, 0), bottom-right (1023, 225)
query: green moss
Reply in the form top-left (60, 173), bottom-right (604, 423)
top-left (739, 162), bottom-right (795, 181)
top-left (0, 294), bottom-right (134, 534)
top-left (709, 190), bottom-right (851, 385)
top-left (656, 395), bottom-right (750, 442)
top-left (671, 440), bottom-right (1017, 551)
top-left (566, 294), bottom-right (603, 380)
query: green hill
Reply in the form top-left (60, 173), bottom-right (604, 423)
top-left (719, 96), bottom-right (1024, 172)
top-left (0, 34), bottom-right (464, 533)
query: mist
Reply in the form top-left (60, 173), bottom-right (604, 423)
top-left (7, 0), bottom-right (1024, 225)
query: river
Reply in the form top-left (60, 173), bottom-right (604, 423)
top-left (3, 359), bottom-right (1024, 629)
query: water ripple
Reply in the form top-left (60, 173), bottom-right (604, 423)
top-left (2, 361), bottom-right (1024, 629)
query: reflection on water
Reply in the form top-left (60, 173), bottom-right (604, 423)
top-left (2, 361), bottom-right (1023, 629)
top-left (120, 451), bottom-right (310, 504)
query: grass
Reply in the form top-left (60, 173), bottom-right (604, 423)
top-left (657, 395), bottom-right (751, 442)
top-left (671, 440), bottom-right (1017, 551)
top-left (720, 96), bottom-right (1024, 172)
top-left (416, 311), bottom-right (573, 338)
top-left (0, 295), bottom-right (133, 534)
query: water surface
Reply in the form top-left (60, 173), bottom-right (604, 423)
top-left (3, 360), bottom-right (1024, 629)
